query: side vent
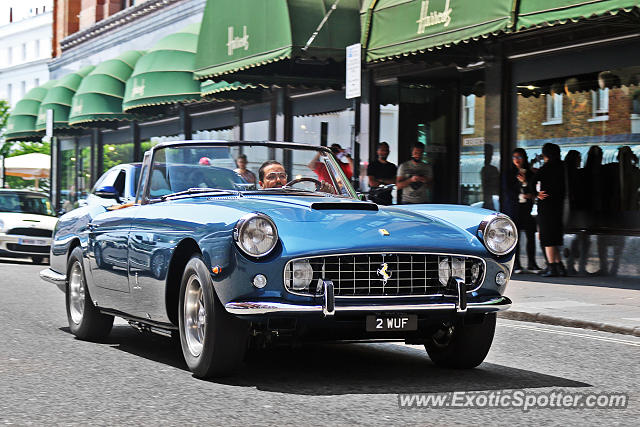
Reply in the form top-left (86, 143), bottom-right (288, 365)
top-left (310, 202), bottom-right (378, 211)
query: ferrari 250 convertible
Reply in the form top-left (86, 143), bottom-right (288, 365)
top-left (41, 141), bottom-right (516, 378)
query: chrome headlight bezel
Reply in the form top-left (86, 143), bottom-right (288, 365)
top-left (233, 213), bottom-right (279, 258)
top-left (477, 214), bottom-right (518, 256)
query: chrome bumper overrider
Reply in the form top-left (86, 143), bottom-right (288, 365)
top-left (39, 268), bottom-right (67, 293)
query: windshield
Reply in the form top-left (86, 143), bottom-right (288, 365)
top-left (0, 193), bottom-right (55, 216)
top-left (147, 143), bottom-right (357, 200)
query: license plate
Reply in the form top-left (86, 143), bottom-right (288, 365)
top-left (18, 238), bottom-right (48, 246)
top-left (366, 315), bottom-right (418, 332)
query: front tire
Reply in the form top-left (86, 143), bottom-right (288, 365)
top-left (66, 247), bottom-right (114, 340)
top-left (178, 255), bottom-right (248, 378)
top-left (424, 313), bottom-right (496, 369)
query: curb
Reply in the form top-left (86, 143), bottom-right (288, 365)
top-left (498, 310), bottom-right (640, 338)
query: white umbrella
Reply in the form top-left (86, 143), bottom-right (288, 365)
top-left (3, 153), bottom-right (50, 190)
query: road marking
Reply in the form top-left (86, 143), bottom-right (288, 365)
top-left (501, 322), bottom-right (640, 347)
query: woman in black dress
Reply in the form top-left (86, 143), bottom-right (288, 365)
top-left (505, 148), bottom-right (540, 272)
top-left (535, 143), bottom-right (566, 277)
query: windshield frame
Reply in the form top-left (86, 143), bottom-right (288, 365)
top-left (140, 141), bottom-right (358, 204)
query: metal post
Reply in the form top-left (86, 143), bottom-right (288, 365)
top-left (180, 105), bottom-right (192, 140)
top-left (1, 155), bottom-right (5, 188)
top-left (320, 122), bottom-right (328, 147)
top-left (132, 121), bottom-right (141, 162)
top-left (90, 131), bottom-right (96, 187)
top-left (51, 136), bottom-right (61, 212)
top-left (95, 128), bottom-right (103, 177)
top-left (73, 137), bottom-right (79, 202)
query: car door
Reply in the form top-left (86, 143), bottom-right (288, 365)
top-left (88, 205), bottom-right (140, 293)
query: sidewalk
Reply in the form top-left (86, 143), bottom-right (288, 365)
top-left (498, 273), bottom-right (640, 337)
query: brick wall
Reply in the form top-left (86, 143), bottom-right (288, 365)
top-left (516, 87), bottom-right (633, 143)
top-left (53, 0), bottom-right (81, 57)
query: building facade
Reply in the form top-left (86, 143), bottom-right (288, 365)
top-left (0, 2), bottom-right (53, 108)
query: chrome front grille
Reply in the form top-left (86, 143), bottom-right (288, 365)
top-left (284, 253), bottom-right (485, 297)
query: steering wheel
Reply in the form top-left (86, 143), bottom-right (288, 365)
top-left (284, 177), bottom-right (323, 191)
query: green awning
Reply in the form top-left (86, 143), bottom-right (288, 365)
top-left (194, 0), bottom-right (360, 81)
top-left (362, 0), bottom-right (514, 62)
top-left (517, 0), bottom-right (639, 30)
top-left (69, 51), bottom-right (144, 126)
top-left (200, 80), bottom-right (267, 103)
top-left (35, 66), bottom-right (95, 132)
top-left (123, 23), bottom-right (202, 113)
top-left (4, 80), bottom-right (57, 141)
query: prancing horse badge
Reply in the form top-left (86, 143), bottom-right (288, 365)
top-left (377, 263), bottom-right (392, 285)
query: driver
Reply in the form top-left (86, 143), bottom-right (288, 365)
top-left (259, 160), bottom-right (288, 189)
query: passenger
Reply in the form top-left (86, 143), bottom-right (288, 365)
top-left (258, 160), bottom-right (287, 189)
top-left (234, 154), bottom-right (256, 184)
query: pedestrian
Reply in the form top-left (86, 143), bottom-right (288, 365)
top-left (234, 154), bottom-right (256, 184)
top-left (396, 142), bottom-right (433, 204)
top-left (367, 141), bottom-right (397, 205)
top-left (505, 148), bottom-right (540, 273)
top-left (308, 143), bottom-right (353, 182)
top-left (480, 144), bottom-right (500, 210)
top-left (535, 143), bottom-right (566, 277)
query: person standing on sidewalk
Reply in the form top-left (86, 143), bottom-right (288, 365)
top-left (535, 143), bottom-right (566, 277)
top-left (367, 141), bottom-right (397, 205)
top-left (396, 142), bottom-right (433, 204)
top-left (505, 148), bottom-right (540, 273)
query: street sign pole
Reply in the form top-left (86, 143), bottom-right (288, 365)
top-left (346, 43), bottom-right (362, 187)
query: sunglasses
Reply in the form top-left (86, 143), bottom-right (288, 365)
top-left (265, 172), bottom-right (288, 180)
top-left (512, 155), bottom-right (523, 160)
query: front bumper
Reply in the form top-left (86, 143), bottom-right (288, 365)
top-left (225, 296), bottom-right (511, 315)
top-left (0, 233), bottom-right (51, 257)
top-left (39, 268), bottom-right (67, 292)
top-left (225, 279), bottom-right (510, 316)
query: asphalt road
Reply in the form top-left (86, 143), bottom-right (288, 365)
top-left (1, 258), bottom-right (638, 426)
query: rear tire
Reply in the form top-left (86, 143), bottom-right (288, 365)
top-left (66, 247), bottom-right (114, 341)
top-left (424, 314), bottom-right (496, 369)
top-left (178, 255), bottom-right (248, 378)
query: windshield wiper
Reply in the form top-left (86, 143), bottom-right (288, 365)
top-left (160, 188), bottom-right (241, 201)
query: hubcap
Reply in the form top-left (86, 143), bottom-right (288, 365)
top-left (183, 274), bottom-right (206, 357)
top-left (69, 261), bottom-right (85, 324)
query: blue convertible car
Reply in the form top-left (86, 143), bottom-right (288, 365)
top-left (41, 141), bottom-right (516, 378)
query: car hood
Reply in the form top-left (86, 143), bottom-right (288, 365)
top-left (175, 195), bottom-right (488, 257)
top-left (0, 212), bottom-right (58, 231)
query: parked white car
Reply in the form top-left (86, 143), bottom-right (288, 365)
top-left (0, 189), bottom-right (57, 264)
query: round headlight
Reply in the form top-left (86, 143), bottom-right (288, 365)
top-left (234, 213), bottom-right (278, 258)
top-left (478, 215), bottom-right (518, 256)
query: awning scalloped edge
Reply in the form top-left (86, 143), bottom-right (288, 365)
top-left (367, 29), bottom-right (509, 63)
top-left (122, 94), bottom-right (207, 113)
top-left (516, 5), bottom-right (637, 30)
top-left (201, 83), bottom-right (268, 96)
top-left (195, 53), bottom-right (291, 81)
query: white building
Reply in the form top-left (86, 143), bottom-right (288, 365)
top-left (0, 1), bottom-right (52, 107)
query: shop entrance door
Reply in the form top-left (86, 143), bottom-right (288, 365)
top-left (397, 84), bottom-right (458, 204)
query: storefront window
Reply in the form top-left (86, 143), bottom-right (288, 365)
top-left (516, 67), bottom-right (640, 233)
top-left (459, 77), bottom-right (499, 209)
